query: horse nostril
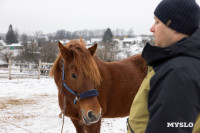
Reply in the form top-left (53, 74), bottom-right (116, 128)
top-left (88, 111), bottom-right (95, 120)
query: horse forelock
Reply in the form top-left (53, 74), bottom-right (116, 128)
top-left (50, 40), bottom-right (101, 87)
top-left (70, 44), bottom-right (101, 87)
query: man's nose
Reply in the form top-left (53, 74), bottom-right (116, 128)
top-left (150, 24), bottom-right (155, 33)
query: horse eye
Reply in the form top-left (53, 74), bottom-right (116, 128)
top-left (71, 73), bottom-right (77, 79)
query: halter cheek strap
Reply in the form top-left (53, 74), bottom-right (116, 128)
top-left (61, 59), bottom-right (99, 104)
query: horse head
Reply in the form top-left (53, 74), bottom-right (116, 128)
top-left (57, 40), bottom-right (102, 125)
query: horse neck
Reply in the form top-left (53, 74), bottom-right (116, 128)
top-left (93, 56), bottom-right (107, 78)
top-left (93, 54), bottom-right (146, 77)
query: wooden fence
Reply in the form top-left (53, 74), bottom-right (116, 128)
top-left (0, 60), bottom-right (54, 79)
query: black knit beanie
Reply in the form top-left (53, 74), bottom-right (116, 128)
top-left (154, 0), bottom-right (200, 35)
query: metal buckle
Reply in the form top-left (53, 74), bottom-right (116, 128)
top-left (61, 80), bottom-right (65, 85)
top-left (73, 93), bottom-right (80, 104)
top-left (75, 96), bottom-right (79, 102)
top-left (75, 93), bottom-right (80, 100)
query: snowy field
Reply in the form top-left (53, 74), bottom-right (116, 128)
top-left (0, 78), bottom-right (127, 133)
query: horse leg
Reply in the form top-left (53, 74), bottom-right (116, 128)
top-left (85, 118), bottom-right (101, 133)
top-left (71, 118), bottom-right (86, 133)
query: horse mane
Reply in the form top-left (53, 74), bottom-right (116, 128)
top-left (50, 39), bottom-right (101, 87)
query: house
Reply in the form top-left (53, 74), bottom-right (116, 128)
top-left (1, 43), bottom-right (23, 57)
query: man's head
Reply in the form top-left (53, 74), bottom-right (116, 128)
top-left (151, 0), bottom-right (200, 47)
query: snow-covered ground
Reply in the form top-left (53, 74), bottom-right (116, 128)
top-left (0, 78), bottom-right (127, 133)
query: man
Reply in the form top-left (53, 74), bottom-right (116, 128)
top-left (127, 0), bottom-right (200, 133)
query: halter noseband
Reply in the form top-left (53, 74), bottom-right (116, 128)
top-left (61, 59), bottom-right (99, 104)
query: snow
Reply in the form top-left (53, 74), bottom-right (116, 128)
top-left (0, 78), bottom-right (127, 133)
top-left (123, 38), bottom-right (135, 41)
top-left (130, 44), bottom-right (143, 54)
top-left (9, 43), bottom-right (22, 47)
top-left (116, 43), bottom-right (143, 60)
top-left (91, 38), bottom-right (102, 43)
top-left (0, 59), bottom-right (7, 64)
top-left (0, 40), bottom-right (6, 47)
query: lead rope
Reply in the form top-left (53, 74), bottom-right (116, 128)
top-left (59, 85), bottom-right (66, 133)
top-left (60, 95), bottom-right (66, 133)
top-left (59, 86), bottom-right (66, 133)
top-left (59, 59), bottom-right (67, 133)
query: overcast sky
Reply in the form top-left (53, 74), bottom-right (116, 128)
top-left (0, 0), bottom-right (200, 35)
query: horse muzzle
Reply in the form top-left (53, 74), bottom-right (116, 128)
top-left (82, 110), bottom-right (101, 125)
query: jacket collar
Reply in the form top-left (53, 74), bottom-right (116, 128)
top-left (142, 28), bottom-right (200, 66)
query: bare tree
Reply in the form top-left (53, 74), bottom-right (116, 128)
top-left (0, 49), bottom-right (13, 63)
top-left (40, 42), bottom-right (59, 63)
top-left (21, 33), bottom-right (28, 49)
top-left (56, 30), bottom-right (66, 40)
top-left (95, 41), bottom-right (120, 62)
top-left (34, 31), bottom-right (43, 40)
top-left (127, 28), bottom-right (134, 38)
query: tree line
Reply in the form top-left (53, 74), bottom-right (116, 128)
top-left (2, 25), bottom-right (135, 44)
top-left (0, 25), bottom-right (153, 63)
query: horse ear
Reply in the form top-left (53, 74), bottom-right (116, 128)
top-left (88, 44), bottom-right (97, 56)
top-left (58, 41), bottom-right (73, 60)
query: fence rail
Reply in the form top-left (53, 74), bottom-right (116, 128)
top-left (0, 60), bottom-right (54, 79)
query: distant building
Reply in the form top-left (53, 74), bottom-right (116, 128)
top-left (8, 43), bottom-right (23, 50)
top-left (7, 43), bottom-right (23, 56)
top-left (0, 41), bottom-right (23, 57)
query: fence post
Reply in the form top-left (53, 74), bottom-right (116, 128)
top-left (8, 60), bottom-right (11, 80)
top-left (38, 60), bottom-right (41, 79)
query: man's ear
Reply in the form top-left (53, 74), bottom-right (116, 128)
top-left (88, 44), bottom-right (97, 56)
top-left (58, 41), bottom-right (74, 60)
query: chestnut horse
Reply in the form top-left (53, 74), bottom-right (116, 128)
top-left (50, 40), bottom-right (146, 133)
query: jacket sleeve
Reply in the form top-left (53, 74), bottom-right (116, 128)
top-left (145, 66), bottom-right (200, 133)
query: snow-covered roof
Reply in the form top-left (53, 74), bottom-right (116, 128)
top-left (10, 43), bottom-right (22, 47)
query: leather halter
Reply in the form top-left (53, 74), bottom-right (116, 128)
top-left (61, 59), bottom-right (99, 104)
